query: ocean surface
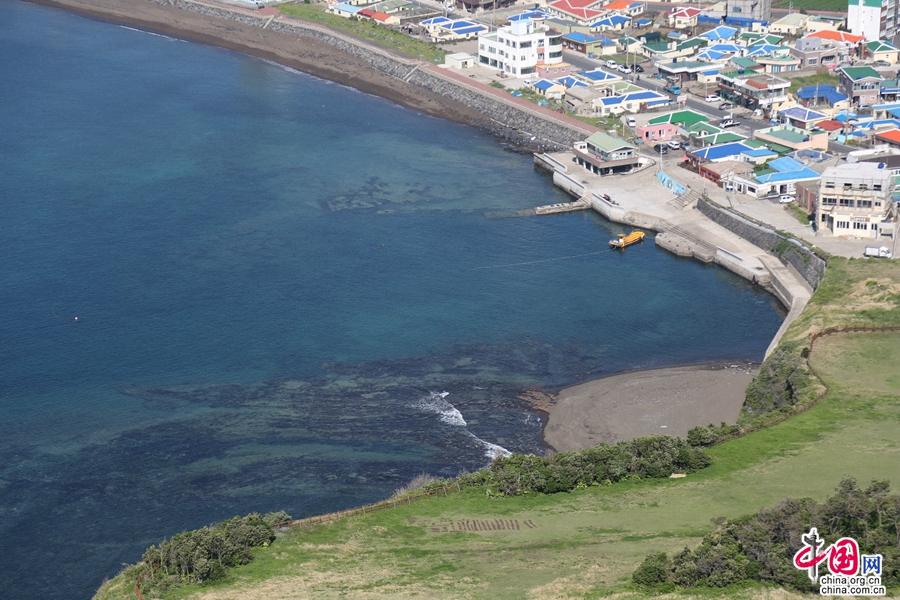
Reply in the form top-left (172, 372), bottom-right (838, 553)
top-left (0, 1), bottom-right (785, 597)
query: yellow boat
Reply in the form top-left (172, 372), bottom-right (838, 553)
top-left (609, 230), bottom-right (645, 249)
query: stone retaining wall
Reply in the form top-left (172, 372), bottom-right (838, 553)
top-left (697, 198), bottom-right (826, 289)
top-left (147, 0), bottom-right (590, 150)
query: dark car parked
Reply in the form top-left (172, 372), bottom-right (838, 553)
top-left (634, 64), bottom-right (644, 73)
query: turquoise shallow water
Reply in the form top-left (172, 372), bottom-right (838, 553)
top-left (0, 1), bottom-right (784, 597)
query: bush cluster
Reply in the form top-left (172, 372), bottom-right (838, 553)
top-left (139, 511), bottom-right (288, 594)
top-left (448, 435), bottom-right (711, 496)
top-left (632, 478), bottom-right (900, 591)
top-left (743, 341), bottom-right (816, 418)
top-left (686, 422), bottom-right (740, 447)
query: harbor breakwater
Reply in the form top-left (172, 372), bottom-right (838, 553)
top-left (140, 0), bottom-right (593, 151)
top-left (534, 152), bottom-right (825, 356)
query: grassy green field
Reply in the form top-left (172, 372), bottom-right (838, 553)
top-left (772, 0), bottom-right (848, 11)
top-left (94, 260), bottom-right (900, 599)
top-left (786, 73), bottom-right (840, 94)
top-left (277, 4), bottom-right (446, 62)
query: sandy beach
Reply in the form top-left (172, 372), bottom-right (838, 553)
top-left (543, 362), bottom-right (758, 452)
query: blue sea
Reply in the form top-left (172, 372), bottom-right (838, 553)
top-left (0, 1), bottom-right (785, 597)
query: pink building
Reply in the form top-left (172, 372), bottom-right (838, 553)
top-left (637, 122), bottom-right (678, 143)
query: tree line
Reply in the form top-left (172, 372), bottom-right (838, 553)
top-left (632, 478), bottom-right (900, 592)
top-left (138, 511), bottom-right (291, 595)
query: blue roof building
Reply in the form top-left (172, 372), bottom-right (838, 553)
top-left (796, 84), bottom-right (847, 108)
top-left (576, 68), bottom-right (621, 84)
top-left (690, 142), bottom-right (756, 162)
top-left (594, 14), bottom-right (630, 30)
top-left (700, 26), bottom-right (738, 41)
top-left (751, 156), bottom-right (820, 194)
top-left (557, 76), bottom-right (589, 88)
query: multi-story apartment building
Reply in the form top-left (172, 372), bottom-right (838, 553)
top-left (717, 72), bottom-right (790, 111)
top-left (848, 0), bottom-right (897, 41)
top-left (838, 66), bottom-right (885, 107)
top-left (477, 18), bottom-right (564, 76)
top-left (816, 162), bottom-right (893, 239)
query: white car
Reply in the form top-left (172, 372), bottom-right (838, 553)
top-left (779, 195), bottom-right (795, 203)
top-left (666, 140), bottom-right (682, 150)
top-left (618, 65), bottom-right (633, 74)
top-left (704, 94), bottom-right (719, 102)
top-left (606, 60), bottom-right (617, 69)
top-left (626, 117), bottom-right (637, 127)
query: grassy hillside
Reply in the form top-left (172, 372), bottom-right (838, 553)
top-left (95, 258), bottom-right (900, 599)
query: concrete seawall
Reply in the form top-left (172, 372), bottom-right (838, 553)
top-left (696, 199), bottom-right (826, 290)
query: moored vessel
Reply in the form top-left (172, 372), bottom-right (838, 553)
top-left (609, 230), bottom-right (645, 249)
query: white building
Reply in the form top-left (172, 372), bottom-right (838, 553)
top-left (848, 0), bottom-right (898, 41)
top-left (477, 18), bottom-right (564, 76)
top-left (816, 162), bottom-right (894, 239)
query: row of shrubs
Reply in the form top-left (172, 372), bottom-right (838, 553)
top-left (416, 435), bottom-right (712, 497)
top-left (137, 511), bottom-right (291, 595)
top-left (633, 478), bottom-right (900, 591)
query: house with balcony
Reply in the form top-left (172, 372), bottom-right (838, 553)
top-left (789, 37), bottom-right (850, 70)
top-left (839, 66), bottom-right (885, 108)
top-left (754, 54), bottom-right (801, 74)
top-left (573, 132), bottom-right (639, 174)
top-left (477, 18), bottom-right (564, 76)
top-left (816, 162), bottom-right (894, 239)
top-left (717, 71), bottom-right (790, 111)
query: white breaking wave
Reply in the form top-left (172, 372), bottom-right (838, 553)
top-left (472, 434), bottom-right (512, 460)
top-left (412, 392), bottom-right (511, 460)
top-left (118, 26), bottom-right (178, 41)
top-left (413, 391), bottom-right (466, 427)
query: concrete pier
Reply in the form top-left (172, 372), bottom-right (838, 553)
top-left (534, 151), bottom-right (815, 357)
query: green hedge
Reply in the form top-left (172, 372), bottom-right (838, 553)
top-left (449, 435), bottom-right (711, 496)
